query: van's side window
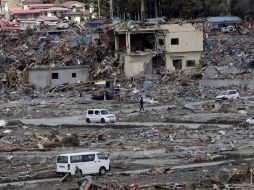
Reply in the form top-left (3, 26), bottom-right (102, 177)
top-left (70, 155), bottom-right (83, 163)
top-left (97, 153), bottom-right (107, 160)
top-left (83, 154), bottom-right (95, 162)
top-left (88, 110), bottom-right (93, 114)
top-left (95, 110), bottom-right (100, 115)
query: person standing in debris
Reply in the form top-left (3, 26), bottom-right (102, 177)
top-left (104, 91), bottom-right (107, 101)
top-left (139, 96), bottom-right (144, 112)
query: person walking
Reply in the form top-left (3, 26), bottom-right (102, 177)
top-left (139, 96), bottom-right (144, 112)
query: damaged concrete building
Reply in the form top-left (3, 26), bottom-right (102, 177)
top-left (115, 22), bottom-right (203, 77)
top-left (28, 66), bottom-right (89, 88)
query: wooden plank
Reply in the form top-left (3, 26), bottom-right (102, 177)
top-left (83, 181), bottom-right (92, 190)
top-left (59, 173), bottom-right (69, 182)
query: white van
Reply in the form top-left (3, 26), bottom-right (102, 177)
top-left (56, 152), bottom-right (110, 175)
top-left (85, 109), bottom-right (116, 123)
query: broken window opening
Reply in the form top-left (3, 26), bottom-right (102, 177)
top-left (186, 60), bottom-right (195, 67)
top-left (144, 54), bottom-right (166, 75)
top-left (173, 59), bottom-right (182, 70)
top-left (171, 38), bottom-right (179, 45)
top-left (72, 73), bottom-right (77, 78)
top-left (158, 39), bottom-right (164, 46)
top-left (52, 72), bottom-right (59, 79)
top-left (130, 33), bottom-right (155, 53)
top-left (106, 81), bottom-right (110, 88)
top-left (152, 55), bottom-right (165, 68)
top-left (117, 34), bottom-right (127, 51)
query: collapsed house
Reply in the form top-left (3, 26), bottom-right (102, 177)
top-left (114, 22), bottom-right (203, 77)
top-left (0, 19), bottom-right (204, 89)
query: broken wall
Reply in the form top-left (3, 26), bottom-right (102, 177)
top-left (124, 53), bottom-right (154, 77)
top-left (160, 23), bottom-right (203, 71)
top-left (166, 51), bottom-right (202, 70)
top-left (160, 23), bottom-right (203, 53)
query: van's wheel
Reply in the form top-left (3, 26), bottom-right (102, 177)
top-left (86, 118), bottom-right (90, 123)
top-left (101, 118), bottom-right (105, 123)
top-left (75, 168), bottom-right (82, 176)
top-left (99, 167), bottom-right (106, 176)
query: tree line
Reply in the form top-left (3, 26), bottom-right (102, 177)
top-left (82, 0), bottom-right (253, 20)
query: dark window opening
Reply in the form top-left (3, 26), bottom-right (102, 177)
top-left (57, 156), bottom-right (68, 163)
top-left (228, 91), bottom-right (237, 95)
top-left (173, 59), bottom-right (182, 70)
top-left (83, 154), bottom-right (95, 162)
top-left (145, 54), bottom-right (166, 75)
top-left (72, 73), bottom-right (76, 78)
top-left (186, 60), bottom-right (195, 67)
top-left (171, 38), bottom-right (179, 45)
top-left (71, 155), bottom-right (83, 163)
top-left (88, 110), bottom-right (93, 114)
top-left (106, 81), bottom-right (110, 88)
top-left (52, 73), bottom-right (59, 79)
top-left (97, 153), bottom-right (108, 160)
top-left (118, 34), bottom-right (127, 51)
top-left (130, 33), bottom-right (155, 52)
top-left (158, 39), bottom-right (164, 46)
top-left (70, 154), bottom-right (95, 163)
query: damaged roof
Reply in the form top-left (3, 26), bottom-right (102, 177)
top-left (207, 16), bottom-right (241, 24)
top-left (61, 1), bottom-right (86, 8)
top-left (10, 9), bottom-right (41, 15)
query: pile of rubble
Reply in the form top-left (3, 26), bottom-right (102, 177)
top-left (203, 34), bottom-right (254, 68)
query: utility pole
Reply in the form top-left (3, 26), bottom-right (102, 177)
top-left (97, 0), bottom-right (100, 18)
top-left (109, 0), bottom-right (113, 20)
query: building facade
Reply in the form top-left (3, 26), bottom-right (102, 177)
top-left (28, 66), bottom-right (89, 88)
top-left (115, 22), bottom-right (203, 77)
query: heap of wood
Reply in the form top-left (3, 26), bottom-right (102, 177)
top-left (161, 67), bottom-right (203, 85)
top-left (0, 130), bottom-right (107, 152)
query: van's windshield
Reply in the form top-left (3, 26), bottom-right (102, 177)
top-left (100, 110), bottom-right (109, 115)
top-left (57, 156), bottom-right (68, 163)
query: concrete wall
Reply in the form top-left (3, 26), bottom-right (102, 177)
top-left (199, 79), bottom-right (254, 89)
top-left (165, 51), bottom-right (202, 70)
top-left (120, 23), bottom-right (203, 77)
top-left (124, 53), bottom-right (154, 77)
top-left (64, 15), bottom-right (81, 23)
top-left (160, 23), bottom-right (203, 53)
top-left (28, 67), bottom-right (89, 88)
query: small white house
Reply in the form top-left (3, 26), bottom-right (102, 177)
top-left (27, 66), bottom-right (89, 88)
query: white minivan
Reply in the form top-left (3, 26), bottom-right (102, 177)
top-left (85, 109), bottom-right (116, 123)
top-left (56, 152), bottom-right (110, 175)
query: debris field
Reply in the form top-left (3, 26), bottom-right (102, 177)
top-left (0, 18), bottom-right (254, 190)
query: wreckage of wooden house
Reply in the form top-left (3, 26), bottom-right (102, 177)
top-left (114, 22), bottom-right (204, 77)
